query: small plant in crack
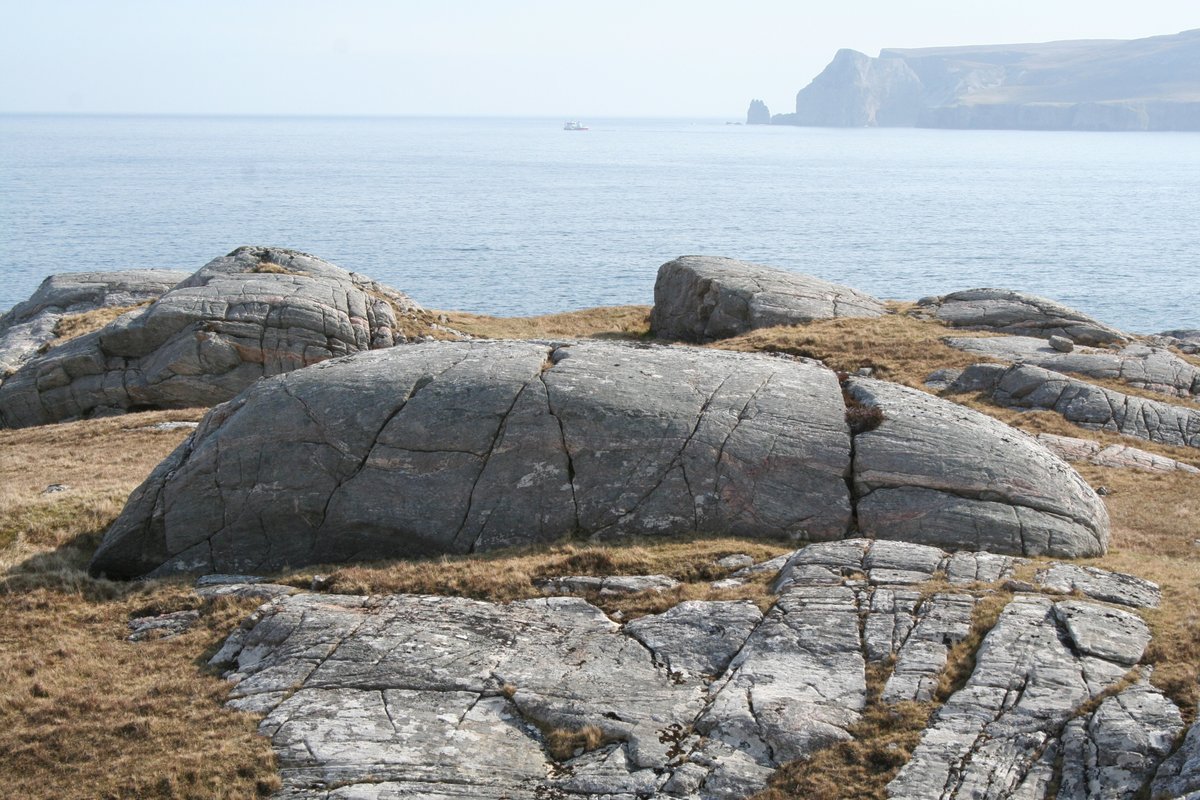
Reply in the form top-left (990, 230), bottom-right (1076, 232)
top-left (543, 724), bottom-right (606, 761)
top-left (846, 401), bottom-right (886, 435)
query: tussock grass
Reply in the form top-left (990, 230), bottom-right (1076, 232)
top-left (52, 302), bottom-right (151, 343)
top-left (433, 305), bottom-right (652, 341)
top-left (249, 261), bottom-right (297, 275)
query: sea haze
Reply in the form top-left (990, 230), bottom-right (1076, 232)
top-left (1, 115), bottom-right (1197, 332)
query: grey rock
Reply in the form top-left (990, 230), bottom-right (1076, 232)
top-left (1054, 600), bottom-right (1151, 666)
top-left (1156, 328), bottom-right (1200, 355)
top-left (945, 550), bottom-right (1024, 585)
top-left (1050, 334), bottom-right (1075, 352)
top-left (1036, 432), bottom-right (1200, 475)
top-left (91, 341), bottom-right (855, 578)
top-left (0, 247), bottom-right (431, 429)
top-left (746, 99), bottom-right (771, 124)
top-left (195, 582), bottom-right (299, 601)
top-left (649, 255), bottom-right (884, 342)
top-left (916, 288), bottom-right (1128, 345)
top-left (955, 362), bottom-right (1200, 449)
top-left (127, 609), bottom-right (200, 641)
top-left (535, 574), bottom-right (680, 596)
top-left (1153, 714), bottom-right (1200, 799)
top-left (1036, 563), bottom-right (1162, 608)
top-left (625, 600), bottom-right (762, 680)
top-left (848, 377), bottom-right (1110, 557)
top-left (731, 553), bottom-right (791, 578)
top-left (947, 335), bottom-right (1200, 399)
top-left (889, 595), bottom-right (1154, 800)
top-left (709, 577), bottom-right (746, 590)
top-left (715, 553), bottom-right (754, 570)
top-left (881, 592), bottom-right (975, 703)
top-left (1058, 676), bottom-right (1184, 800)
top-left (0, 269), bottom-right (186, 380)
top-left (924, 367), bottom-right (964, 391)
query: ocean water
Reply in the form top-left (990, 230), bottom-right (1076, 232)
top-left (2, 115), bottom-right (1198, 333)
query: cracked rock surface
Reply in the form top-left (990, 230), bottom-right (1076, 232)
top-left (91, 341), bottom-right (1108, 578)
top-left (0, 246), bottom-right (430, 429)
top-left (1036, 432), bottom-right (1200, 475)
top-left (0, 268), bottom-right (187, 381)
top-left (649, 255), bottom-right (884, 342)
top-left (915, 288), bottom-right (1128, 345)
top-left (946, 335), bottom-right (1200, 399)
top-left (210, 539), bottom-right (1180, 799)
top-left (951, 363), bottom-right (1200, 449)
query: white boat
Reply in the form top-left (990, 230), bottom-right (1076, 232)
top-left (563, 121), bottom-right (589, 131)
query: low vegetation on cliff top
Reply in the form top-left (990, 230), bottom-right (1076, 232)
top-left (1, 305), bottom-right (1198, 798)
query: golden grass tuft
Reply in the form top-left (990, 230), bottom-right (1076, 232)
top-left (543, 724), bottom-right (606, 761)
top-left (51, 302), bottom-right (151, 344)
top-left (249, 261), bottom-right (297, 275)
top-left (432, 305), bottom-right (652, 341)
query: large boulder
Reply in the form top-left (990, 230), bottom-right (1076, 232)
top-left (649, 256), bottom-right (885, 342)
top-left (0, 246), bottom-right (434, 428)
top-left (0, 269), bottom-right (187, 380)
top-left (916, 288), bottom-right (1128, 345)
top-left (90, 341), bottom-right (1109, 579)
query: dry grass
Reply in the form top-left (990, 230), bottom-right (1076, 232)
top-left (543, 724), bottom-right (606, 761)
top-left (0, 587), bottom-right (280, 799)
top-left (713, 308), bottom-right (1000, 389)
top-left (51, 302), bottom-right (151, 343)
top-left (249, 261), bottom-right (297, 275)
top-left (432, 305), bottom-right (652, 341)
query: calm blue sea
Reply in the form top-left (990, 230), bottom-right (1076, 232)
top-left (2, 115), bottom-right (1198, 332)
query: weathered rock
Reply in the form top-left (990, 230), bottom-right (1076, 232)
top-left (1153, 714), bottom-right (1200, 799)
top-left (888, 595), bottom-right (1153, 800)
top-left (924, 367), bottom-right (964, 392)
top-left (1058, 676), bottom-right (1184, 800)
top-left (952, 362), bottom-right (1200, 449)
top-left (1036, 563), bottom-right (1161, 608)
top-left (848, 377), bottom-right (1110, 557)
top-left (91, 341), bottom-right (855, 577)
top-left (91, 342), bottom-right (1111, 578)
top-left (0, 269), bottom-right (187, 381)
top-left (881, 592), bottom-right (975, 703)
top-left (947, 335), bottom-right (1200, 399)
top-left (916, 288), bottom-right (1128, 345)
top-left (1036, 432), bottom-right (1200, 475)
top-left (0, 247), bottom-right (433, 429)
top-left (715, 553), bottom-right (754, 570)
top-left (649, 255), bottom-right (884, 341)
top-left (624, 600), bottom-right (763, 680)
top-left (1155, 328), bottom-right (1200, 355)
top-left (1050, 334), bottom-right (1075, 353)
top-left (535, 574), bottom-right (680, 597)
top-left (127, 609), bottom-right (200, 641)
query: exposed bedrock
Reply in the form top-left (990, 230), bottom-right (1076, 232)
top-left (90, 341), bottom-right (1109, 579)
top-left (0, 246), bottom-right (428, 429)
top-left (0, 268), bottom-right (187, 380)
top-left (847, 378), bottom-right (1109, 558)
top-left (208, 541), bottom-right (1171, 799)
top-left (952, 362), bottom-right (1200, 449)
top-left (1155, 328), bottom-right (1200, 354)
top-left (915, 288), bottom-right (1128, 345)
top-left (649, 255), bottom-right (885, 342)
top-left (947, 335), bottom-right (1200, 399)
top-left (1036, 432), bottom-right (1200, 475)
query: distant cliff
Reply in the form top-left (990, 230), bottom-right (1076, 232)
top-left (764, 29), bottom-right (1200, 131)
top-left (746, 99), bottom-right (771, 124)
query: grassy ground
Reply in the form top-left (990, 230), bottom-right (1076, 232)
top-left (2, 306), bottom-right (1198, 798)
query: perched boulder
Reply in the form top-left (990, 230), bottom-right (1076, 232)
top-left (91, 341), bottom-right (1110, 578)
top-left (952, 362), bottom-right (1200, 449)
top-left (947, 335), bottom-right (1200, 399)
top-left (847, 378), bottom-right (1110, 557)
top-left (0, 269), bottom-right (186, 380)
top-left (0, 247), bottom-right (434, 429)
top-left (916, 288), bottom-right (1128, 345)
top-left (649, 255), bottom-right (885, 342)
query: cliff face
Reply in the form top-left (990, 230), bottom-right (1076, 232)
top-left (770, 28), bottom-right (1200, 131)
top-left (746, 98), bottom-right (771, 124)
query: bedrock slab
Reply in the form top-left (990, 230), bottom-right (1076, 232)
top-left (0, 246), bottom-right (430, 428)
top-left (91, 342), bottom-right (1109, 578)
top-left (947, 335), bottom-right (1200, 399)
top-left (952, 363), bottom-right (1200, 449)
top-left (915, 288), bottom-right (1128, 345)
top-left (649, 255), bottom-right (884, 341)
top-left (1036, 432), bottom-right (1200, 475)
top-left (0, 269), bottom-right (186, 380)
top-left (847, 377), bottom-right (1109, 557)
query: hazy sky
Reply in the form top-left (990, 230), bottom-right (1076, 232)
top-left (1, 1), bottom-right (1196, 117)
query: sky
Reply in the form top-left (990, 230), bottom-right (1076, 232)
top-left (1, 1), bottom-right (1196, 117)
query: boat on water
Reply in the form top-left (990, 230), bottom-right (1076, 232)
top-left (563, 121), bottom-right (589, 131)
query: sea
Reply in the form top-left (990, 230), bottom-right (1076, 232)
top-left (2, 115), bottom-right (1198, 333)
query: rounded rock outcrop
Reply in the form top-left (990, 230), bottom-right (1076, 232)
top-left (0, 246), bottom-right (432, 429)
top-left (90, 341), bottom-right (1109, 579)
top-left (649, 256), bottom-right (885, 342)
top-left (916, 288), bottom-right (1128, 345)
